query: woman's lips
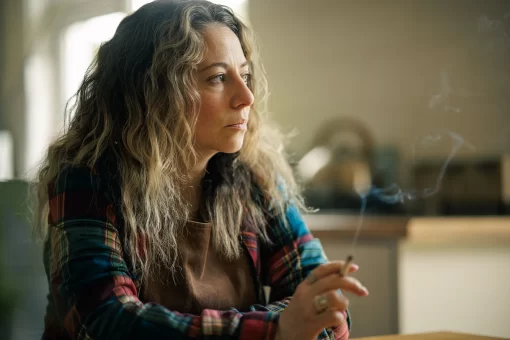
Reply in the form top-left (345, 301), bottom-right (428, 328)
top-left (226, 119), bottom-right (248, 130)
top-left (226, 122), bottom-right (247, 130)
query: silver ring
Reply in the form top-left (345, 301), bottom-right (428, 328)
top-left (313, 294), bottom-right (328, 314)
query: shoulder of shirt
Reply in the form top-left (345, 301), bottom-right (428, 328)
top-left (51, 157), bottom-right (120, 200)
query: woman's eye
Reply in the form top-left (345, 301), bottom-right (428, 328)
top-left (241, 73), bottom-right (252, 85)
top-left (208, 74), bottom-right (226, 84)
top-left (207, 73), bottom-right (251, 85)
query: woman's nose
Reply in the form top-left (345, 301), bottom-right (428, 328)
top-left (231, 77), bottom-right (254, 109)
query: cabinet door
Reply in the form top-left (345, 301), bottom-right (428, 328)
top-left (318, 237), bottom-right (399, 338)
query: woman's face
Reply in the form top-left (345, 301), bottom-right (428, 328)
top-left (193, 23), bottom-right (254, 160)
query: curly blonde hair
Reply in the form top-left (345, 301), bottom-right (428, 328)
top-left (35, 0), bottom-right (304, 283)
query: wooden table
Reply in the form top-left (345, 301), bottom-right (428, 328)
top-left (354, 332), bottom-right (508, 340)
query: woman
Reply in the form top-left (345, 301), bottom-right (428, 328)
top-left (35, 1), bottom-right (369, 339)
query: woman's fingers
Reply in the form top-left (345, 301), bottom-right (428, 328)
top-left (277, 260), bottom-right (367, 340)
top-left (314, 309), bottom-right (346, 329)
top-left (306, 261), bottom-right (359, 284)
top-left (313, 273), bottom-right (369, 297)
top-left (321, 290), bottom-right (349, 311)
top-left (347, 263), bottom-right (359, 274)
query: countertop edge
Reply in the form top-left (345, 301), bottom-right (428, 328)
top-left (303, 214), bottom-right (510, 244)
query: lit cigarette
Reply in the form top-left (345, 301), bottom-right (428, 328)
top-left (340, 255), bottom-right (354, 276)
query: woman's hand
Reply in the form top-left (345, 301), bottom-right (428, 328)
top-left (275, 261), bottom-right (369, 340)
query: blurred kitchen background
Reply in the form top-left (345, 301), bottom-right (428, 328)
top-left (1, 0), bottom-right (509, 339)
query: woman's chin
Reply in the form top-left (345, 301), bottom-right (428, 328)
top-left (219, 139), bottom-right (245, 154)
top-left (220, 145), bottom-right (243, 154)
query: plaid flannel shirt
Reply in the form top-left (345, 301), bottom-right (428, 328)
top-left (42, 165), bottom-right (350, 339)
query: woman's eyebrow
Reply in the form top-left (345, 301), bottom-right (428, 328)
top-left (198, 61), bottom-right (249, 72)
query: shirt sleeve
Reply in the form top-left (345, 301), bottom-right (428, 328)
top-left (260, 203), bottom-right (351, 340)
top-left (45, 166), bottom-right (280, 340)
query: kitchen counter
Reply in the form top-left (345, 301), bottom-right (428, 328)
top-left (303, 213), bottom-right (510, 338)
top-left (303, 214), bottom-right (409, 239)
top-left (303, 214), bottom-right (510, 244)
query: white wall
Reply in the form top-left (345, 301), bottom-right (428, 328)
top-left (248, 0), bottom-right (510, 166)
